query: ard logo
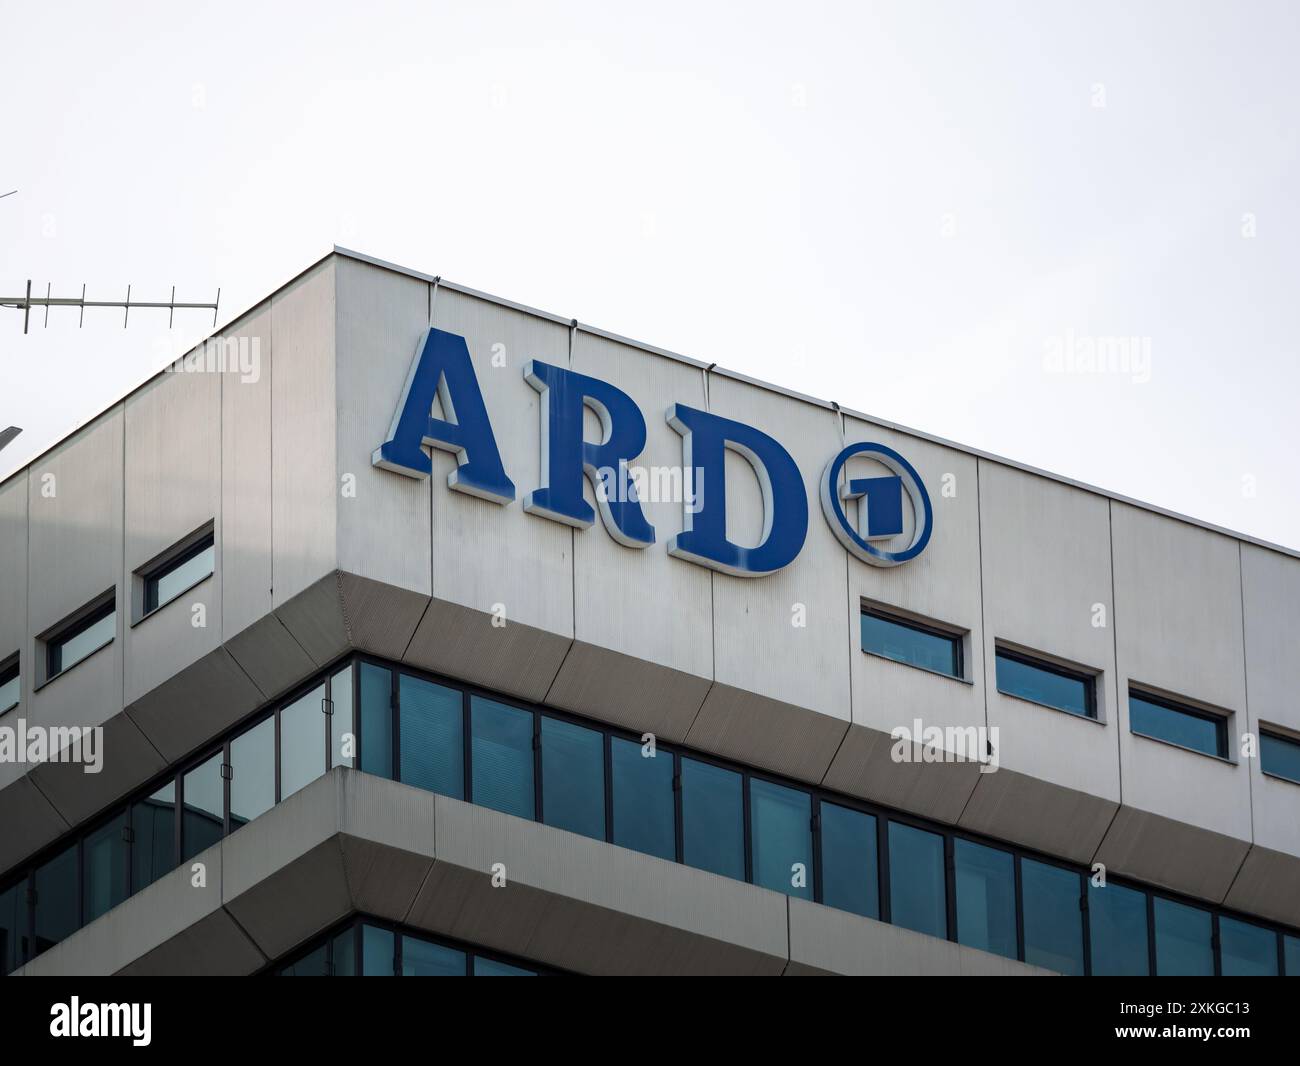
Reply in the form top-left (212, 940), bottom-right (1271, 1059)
top-left (374, 328), bottom-right (933, 575)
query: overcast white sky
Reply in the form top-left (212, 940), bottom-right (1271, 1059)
top-left (2, 0), bottom-right (1297, 548)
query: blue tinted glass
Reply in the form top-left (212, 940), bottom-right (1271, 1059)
top-left (1153, 897), bottom-right (1213, 975)
top-left (1220, 917), bottom-right (1278, 976)
top-left (359, 924), bottom-right (393, 976)
top-left (33, 844), bottom-right (78, 955)
top-left (888, 822), bottom-right (947, 939)
top-left (280, 684), bottom-right (326, 800)
top-left (1088, 881), bottom-right (1149, 975)
top-left (400, 675), bottom-right (464, 799)
top-left (862, 611), bottom-right (959, 677)
top-left (181, 752), bottom-right (224, 861)
top-left (149, 542), bottom-right (214, 612)
top-left (1286, 935), bottom-right (1300, 976)
top-left (1129, 694), bottom-right (1225, 757)
top-left (330, 665), bottom-right (354, 769)
top-left (474, 957), bottom-right (535, 976)
top-left (0, 879), bottom-right (25, 975)
top-left (52, 608), bottom-right (115, 676)
top-left (402, 935), bottom-right (466, 976)
top-left (954, 839), bottom-right (1016, 959)
top-left (471, 698), bottom-right (534, 820)
top-left (1022, 860), bottom-right (1083, 975)
top-left (230, 717), bottom-right (275, 829)
top-left (996, 653), bottom-right (1091, 717)
top-left (83, 809), bottom-right (129, 924)
top-left (281, 942), bottom-right (328, 976)
top-left (332, 926), bottom-right (358, 976)
top-left (1261, 732), bottom-right (1300, 784)
top-left (131, 782), bottom-right (175, 891)
top-left (359, 664), bottom-right (393, 778)
top-left (610, 737), bottom-right (675, 861)
top-left (681, 758), bottom-right (744, 880)
top-left (541, 717), bottom-right (605, 840)
top-left (750, 779), bottom-right (812, 899)
top-left (821, 803), bottom-right (878, 919)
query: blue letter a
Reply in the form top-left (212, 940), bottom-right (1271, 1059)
top-left (372, 328), bottom-right (515, 503)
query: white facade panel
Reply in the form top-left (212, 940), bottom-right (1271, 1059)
top-left (270, 260), bottom-right (338, 609)
top-left (1111, 502), bottom-right (1251, 841)
top-left (334, 257), bottom-right (432, 595)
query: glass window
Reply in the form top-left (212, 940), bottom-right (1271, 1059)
top-left (681, 758), bottom-right (744, 880)
top-left (541, 716), bottom-right (605, 841)
top-left (888, 822), bottom-right (947, 939)
top-left (47, 599), bottom-right (115, 679)
top-left (0, 878), bottom-right (28, 976)
top-left (33, 844), bottom-right (78, 955)
top-left (230, 717), bottom-right (275, 829)
top-left (1021, 860), bottom-right (1083, 975)
top-left (473, 956), bottom-right (535, 976)
top-left (1220, 917), bottom-right (1278, 976)
top-left (1153, 897), bottom-right (1213, 976)
top-left (181, 753), bottom-right (224, 862)
top-left (330, 665), bottom-right (355, 770)
top-left (750, 779), bottom-right (812, 899)
top-left (610, 737), bottom-right (675, 861)
top-left (359, 924), bottom-right (393, 976)
top-left (143, 534), bottom-right (214, 614)
top-left (821, 803), bottom-right (879, 919)
top-left (280, 941), bottom-right (329, 976)
top-left (1129, 692), bottom-right (1227, 758)
top-left (953, 838), bottom-right (1016, 959)
top-left (359, 664), bottom-right (393, 778)
top-left (0, 657), bottom-right (18, 712)
top-left (470, 697), bottom-right (534, 820)
top-left (402, 934), bottom-right (466, 976)
top-left (995, 650), bottom-right (1094, 718)
top-left (131, 781), bottom-right (176, 891)
top-left (280, 684), bottom-right (326, 800)
top-left (861, 609), bottom-right (961, 678)
top-left (400, 674), bottom-right (464, 799)
top-left (1088, 881), bottom-right (1149, 975)
top-left (1261, 731), bottom-right (1300, 784)
top-left (332, 925), bottom-right (358, 976)
top-left (1286, 935), bottom-right (1300, 976)
top-left (82, 809), bottom-right (129, 924)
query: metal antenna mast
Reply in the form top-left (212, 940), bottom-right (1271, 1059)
top-left (0, 281), bottom-right (221, 334)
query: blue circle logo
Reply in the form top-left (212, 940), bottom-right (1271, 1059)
top-left (820, 442), bottom-right (933, 567)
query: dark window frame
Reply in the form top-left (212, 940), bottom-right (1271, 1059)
top-left (1259, 728), bottom-right (1300, 786)
top-left (1128, 686), bottom-right (1230, 760)
top-left (861, 604), bottom-right (965, 680)
top-left (0, 654), bottom-right (18, 713)
top-left (995, 645), bottom-right (1098, 719)
top-left (43, 591), bottom-right (116, 683)
top-left (140, 529), bottom-right (216, 618)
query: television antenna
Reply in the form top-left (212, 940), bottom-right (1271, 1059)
top-left (0, 280), bottom-right (220, 334)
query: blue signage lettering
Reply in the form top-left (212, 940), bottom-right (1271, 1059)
top-left (523, 360), bottom-right (655, 548)
top-left (665, 404), bottom-right (808, 577)
top-left (376, 330), bottom-right (933, 573)
top-left (371, 327), bottom-right (515, 503)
